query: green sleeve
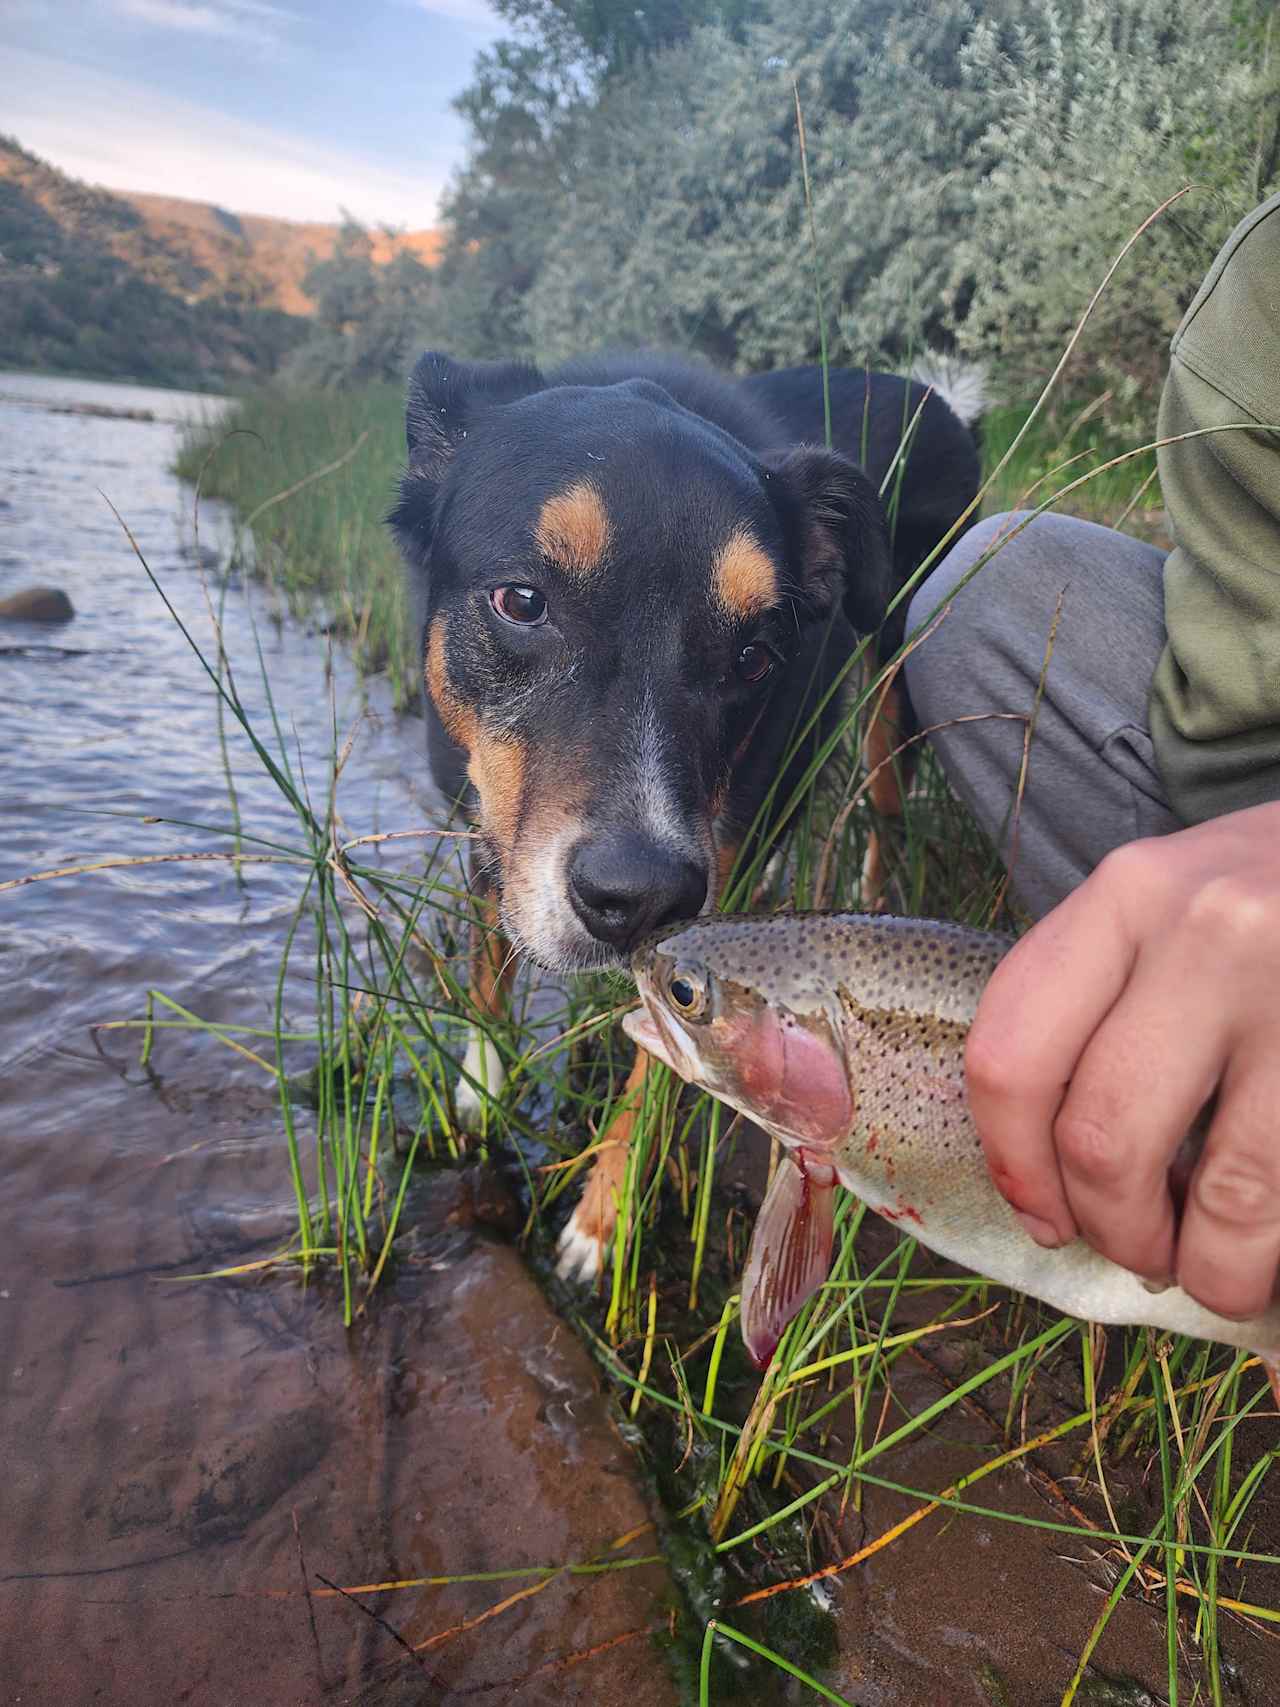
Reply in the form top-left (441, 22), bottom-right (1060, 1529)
top-left (1148, 193), bottom-right (1280, 825)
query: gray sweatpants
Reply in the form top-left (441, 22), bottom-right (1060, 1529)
top-left (904, 511), bottom-right (1182, 920)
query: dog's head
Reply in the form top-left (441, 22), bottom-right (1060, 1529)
top-left (390, 352), bottom-right (891, 972)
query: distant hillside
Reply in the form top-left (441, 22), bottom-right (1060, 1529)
top-left (0, 138), bottom-right (440, 388)
top-left (118, 192), bottom-right (441, 318)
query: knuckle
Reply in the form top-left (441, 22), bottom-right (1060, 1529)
top-left (1096, 837), bottom-right (1162, 896)
top-left (1191, 1155), bottom-right (1280, 1228)
top-left (1052, 1111), bottom-right (1130, 1186)
top-left (964, 1029), bottom-right (1020, 1103)
top-left (1186, 873), bottom-right (1279, 943)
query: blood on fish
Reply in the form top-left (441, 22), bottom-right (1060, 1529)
top-left (878, 1202), bottom-right (923, 1226)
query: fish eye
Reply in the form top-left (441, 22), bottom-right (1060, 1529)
top-left (667, 965), bottom-right (708, 1018)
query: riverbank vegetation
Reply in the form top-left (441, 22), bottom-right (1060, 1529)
top-left (175, 386), bottom-right (418, 700)
top-left (154, 0), bottom-right (1280, 1698)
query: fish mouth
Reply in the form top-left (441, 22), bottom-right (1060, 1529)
top-left (622, 1004), bottom-right (700, 1083)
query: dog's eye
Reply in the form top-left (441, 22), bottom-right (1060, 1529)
top-left (491, 585), bottom-right (548, 626)
top-left (735, 643), bottom-right (774, 685)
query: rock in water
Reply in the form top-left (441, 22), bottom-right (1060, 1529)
top-left (0, 586), bottom-right (75, 623)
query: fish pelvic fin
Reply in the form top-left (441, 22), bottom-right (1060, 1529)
top-left (741, 1151), bottom-right (836, 1370)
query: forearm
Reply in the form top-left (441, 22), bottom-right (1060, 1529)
top-left (1149, 361), bottom-right (1280, 822)
top-left (1149, 192), bottom-right (1280, 825)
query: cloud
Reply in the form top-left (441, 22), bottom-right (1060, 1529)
top-left (5, 48), bottom-right (447, 227)
top-left (106, 0), bottom-right (301, 44)
top-left (413, 0), bottom-right (501, 31)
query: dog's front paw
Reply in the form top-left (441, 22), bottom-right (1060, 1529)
top-left (554, 1095), bottom-right (636, 1284)
top-left (555, 1211), bottom-right (606, 1283)
top-left (555, 1158), bottom-right (623, 1283)
top-left (455, 1028), bottom-right (507, 1132)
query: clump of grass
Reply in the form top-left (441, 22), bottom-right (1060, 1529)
top-left (83, 514), bottom-right (568, 1324)
top-left (981, 392), bottom-right (1163, 532)
top-left (175, 385), bottom-right (417, 705)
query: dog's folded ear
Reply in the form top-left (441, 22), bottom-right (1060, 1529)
top-left (763, 447), bottom-right (894, 638)
top-left (390, 352), bottom-right (545, 560)
top-left (405, 351), bottom-right (545, 482)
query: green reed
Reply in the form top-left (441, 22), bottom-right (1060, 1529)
top-left (101, 512), bottom-right (541, 1323)
top-left (176, 384), bottom-right (418, 706)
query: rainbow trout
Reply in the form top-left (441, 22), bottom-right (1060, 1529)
top-left (624, 912), bottom-right (1280, 1392)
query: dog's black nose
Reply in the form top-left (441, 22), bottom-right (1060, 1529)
top-left (568, 833), bottom-right (707, 951)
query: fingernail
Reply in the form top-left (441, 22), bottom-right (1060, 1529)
top-left (1013, 1210), bottom-right (1065, 1248)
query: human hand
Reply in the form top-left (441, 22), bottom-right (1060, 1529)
top-left (966, 801), bottom-right (1280, 1320)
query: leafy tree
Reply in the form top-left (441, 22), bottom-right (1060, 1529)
top-left (527, 0), bottom-right (996, 370)
top-left (432, 36), bottom-right (585, 357)
top-left (433, 0), bottom-right (769, 358)
top-left (489, 0), bottom-right (763, 78)
top-left (952, 0), bottom-right (1279, 417)
top-left (437, 0), bottom-right (1276, 419)
top-left (298, 218), bottom-right (381, 333)
top-left (284, 223), bottom-right (439, 386)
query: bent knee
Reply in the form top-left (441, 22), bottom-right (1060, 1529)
top-left (904, 510), bottom-right (1100, 722)
top-left (905, 511), bottom-right (1077, 634)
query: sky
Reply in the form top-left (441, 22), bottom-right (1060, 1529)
top-left (0, 0), bottom-right (504, 228)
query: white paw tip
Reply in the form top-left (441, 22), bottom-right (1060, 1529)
top-left (456, 1032), bottom-right (506, 1129)
top-left (555, 1219), bottom-right (604, 1284)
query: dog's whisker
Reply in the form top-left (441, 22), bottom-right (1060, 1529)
top-left (494, 942), bottom-right (523, 985)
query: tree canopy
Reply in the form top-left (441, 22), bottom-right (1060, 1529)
top-left (461, 1), bottom-right (1274, 379)
top-left (286, 0), bottom-right (1280, 412)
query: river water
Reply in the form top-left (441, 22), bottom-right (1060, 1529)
top-left (0, 372), bottom-right (438, 1120)
top-left (0, 374), bottom-right (676, 1705)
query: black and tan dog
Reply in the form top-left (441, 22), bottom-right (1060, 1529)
top-left (390, 350), bottom-right (982, 1279)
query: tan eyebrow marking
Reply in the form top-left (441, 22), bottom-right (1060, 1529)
top-left (712, 526), bottom-right (777, 618)
top-left (533, 480), bottom-right (612, 575)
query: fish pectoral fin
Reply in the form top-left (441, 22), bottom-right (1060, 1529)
top-left (740, 1154), bottom-right (836, 1371)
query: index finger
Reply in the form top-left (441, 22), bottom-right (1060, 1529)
top-left (966, 867), bottom-right (1139, 1244)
